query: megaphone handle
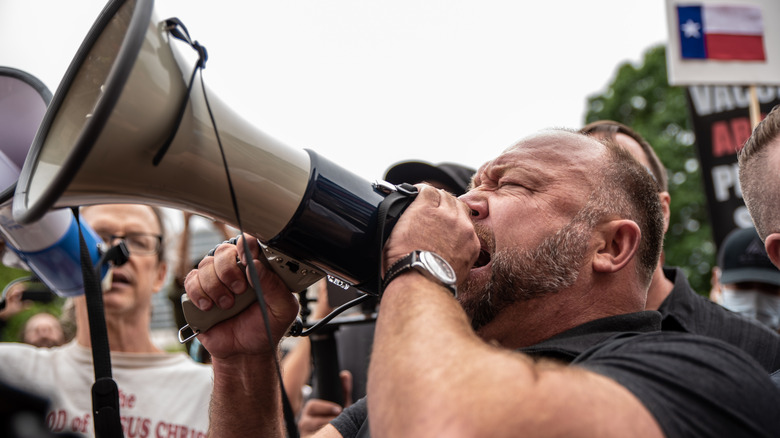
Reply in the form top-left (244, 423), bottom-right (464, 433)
top-left (179, 291), bottom-right (258, 341)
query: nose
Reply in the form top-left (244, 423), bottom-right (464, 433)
top-left (459, 191), bottom-right (486, 219)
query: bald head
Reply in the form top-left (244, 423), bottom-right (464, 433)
top-left (490, 129), bottom-right (664, 285)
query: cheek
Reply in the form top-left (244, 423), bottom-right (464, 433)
top-left (134, 259), bottom-right (162, 286)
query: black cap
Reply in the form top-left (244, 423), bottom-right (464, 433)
top-left (383, 161), bottom-right (476, 196)
top-left (718, 227), bottom-right (780, 286)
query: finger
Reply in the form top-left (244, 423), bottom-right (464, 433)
top-left (7, 284), bottom-right (26, 301)
top-left (414, 183), bottom-right (441, 206)
top-left (340, 370), bottom-right (354, 407)
top-left (214, 244), bottom-right (250, 293)
top-left (183, 267), bottom-right (213, 311)
top-left (297, 398), bottom-right (342, 435)
top-left (185, 249), bottom-right (243, 311)
top-left (303, 398), bottom-right (343, 417)
top-left (236, 233), bottom-right (262, 266)
top-left (431, 187), bottom-right (471, 219)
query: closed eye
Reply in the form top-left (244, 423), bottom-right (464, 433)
top-left (498, 180), bottom-right (527, 190)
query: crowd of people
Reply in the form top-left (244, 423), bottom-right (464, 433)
top-left (3, 111), bottom-right (780, 437)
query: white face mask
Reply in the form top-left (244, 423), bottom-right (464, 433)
top-left (720, 287), bottom-right (780, 331)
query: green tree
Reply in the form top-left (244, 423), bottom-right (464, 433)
top-left (0, 262), bottom-right (65, 342)
top-left (585, 44), bottom-right (715, 296)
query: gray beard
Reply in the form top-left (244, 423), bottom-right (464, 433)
top-left (458, 216), bottom-right (593, 332)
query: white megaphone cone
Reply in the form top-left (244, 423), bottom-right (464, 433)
top-left (12, 0), bottom-right (418, 334)
top-left (0, 66), bottom-right (107, 297)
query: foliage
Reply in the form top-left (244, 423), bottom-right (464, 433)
top-left (0, 264), bottom-right (66, 342)
top-left (585, 44), bottom-right (715, 295)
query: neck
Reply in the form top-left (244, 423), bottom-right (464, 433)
top-left (476, 276), bottom-right (645, 349)
top-left (74, 299), bottom-right (162, 353)
top-left (644, 262), bottom-right (674, 311)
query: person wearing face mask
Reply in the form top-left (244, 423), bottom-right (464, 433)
top-left (712, 226), bottom-right (780, 332)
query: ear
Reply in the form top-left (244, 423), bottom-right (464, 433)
top-left (592, 219), bottom-right (641, 274)
top-left (709, 267), bottom-right (722, 303)
top-left (765, 233), bottom-right (780, 270)
top-left (658, 191), bottom-right (671, 234)
top-left (152, 261), bottom-right (169, 294)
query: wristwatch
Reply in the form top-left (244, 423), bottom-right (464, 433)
top-left (382, 250), bottom-right (457, 296)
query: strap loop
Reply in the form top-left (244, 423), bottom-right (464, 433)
top-left (152, 18), bottom-right (209, 166)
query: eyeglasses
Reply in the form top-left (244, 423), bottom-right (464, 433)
top-left (97, 232), bottom-right (163, 256)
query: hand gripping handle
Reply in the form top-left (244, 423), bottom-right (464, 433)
top-left (178, 243), bottom-right (325, 343)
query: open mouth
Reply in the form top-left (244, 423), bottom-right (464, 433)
top-left (110, 271), bottom-right (131, 285)
top-left (473, 248), bottom-right (491, 269)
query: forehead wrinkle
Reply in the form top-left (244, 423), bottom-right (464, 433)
top-left (503, 137), bottom-right (600, 192)
top-left (473, 130), bottom-right (605, 193)
top-left (82, 205), bottom-right (161, 235)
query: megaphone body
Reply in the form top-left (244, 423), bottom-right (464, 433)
top-left (0, 204), bottom-right (105, 297)
top-left (13, 0), bottom-right (410, 301)
top-left (0, 66), bottom-right (106, 297)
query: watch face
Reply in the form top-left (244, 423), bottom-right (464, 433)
top-left (420, 251), bottom-right (456, 283)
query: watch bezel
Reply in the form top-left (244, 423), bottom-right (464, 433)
top-left (417, 251), bottom-right (457, 285)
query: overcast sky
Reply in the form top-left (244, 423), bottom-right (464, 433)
top-left (1, 0), bottom-right (669, 182)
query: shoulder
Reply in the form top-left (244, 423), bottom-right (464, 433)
top-left (0, 342), bottom-right (62, 394)
top-left (331, 397), bottom-right (368, 438)
top-left (0, 341), bottom-right (59, 364)
top-left (575, 331), bottom-right (780, 436)
top-left (660, 268), bottom-right (780, 371)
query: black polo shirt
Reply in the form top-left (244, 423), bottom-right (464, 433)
top-left (331, 311), bottom-right (780, 437)
top-left (659, 266), bottom-right (780, 372)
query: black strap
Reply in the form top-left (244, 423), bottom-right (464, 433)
top-left (73, 207), bottom-right (124, 438)
top-left (371, 183), bottom-right (418, 295)
top-left (152, 18), bottom-right (208, 166)
top-left (162, 18), bottom-right (300, 436)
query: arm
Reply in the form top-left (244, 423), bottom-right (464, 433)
top-left (184, 234), bottom-right (301, 437)
top-left (284, 280), bottom-right (355, 435)
top-left (280, 279), bottom-right (331, 416)
top-left (367, 185), bottom-right (662, 438)
top-left (280, 332), bottom-right (312, 417)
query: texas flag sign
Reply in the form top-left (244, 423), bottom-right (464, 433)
top-left (677, 4), bottom-right (765, 61)
top-left (666, 0), bottom-right (780, 85)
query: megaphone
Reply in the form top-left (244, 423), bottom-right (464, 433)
top-left (0, 67), bottom-right (106, 297)
top-left (13, 0), bottom-right (412, 312)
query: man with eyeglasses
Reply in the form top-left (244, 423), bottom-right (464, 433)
top-left (0, 204), bottom-right (212, 438)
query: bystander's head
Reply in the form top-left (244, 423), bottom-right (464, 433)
top-left (738, 105), bottom-right (780, 269)
top-left (714, 226), bottom-right (780, 331)
top-left (20, 312), bottom-right (65, 348)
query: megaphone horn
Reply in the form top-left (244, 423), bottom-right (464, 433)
top-left (0, 66), bottom-right (107, 297)
top-left (13, 0), bottom-right (412, 297)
